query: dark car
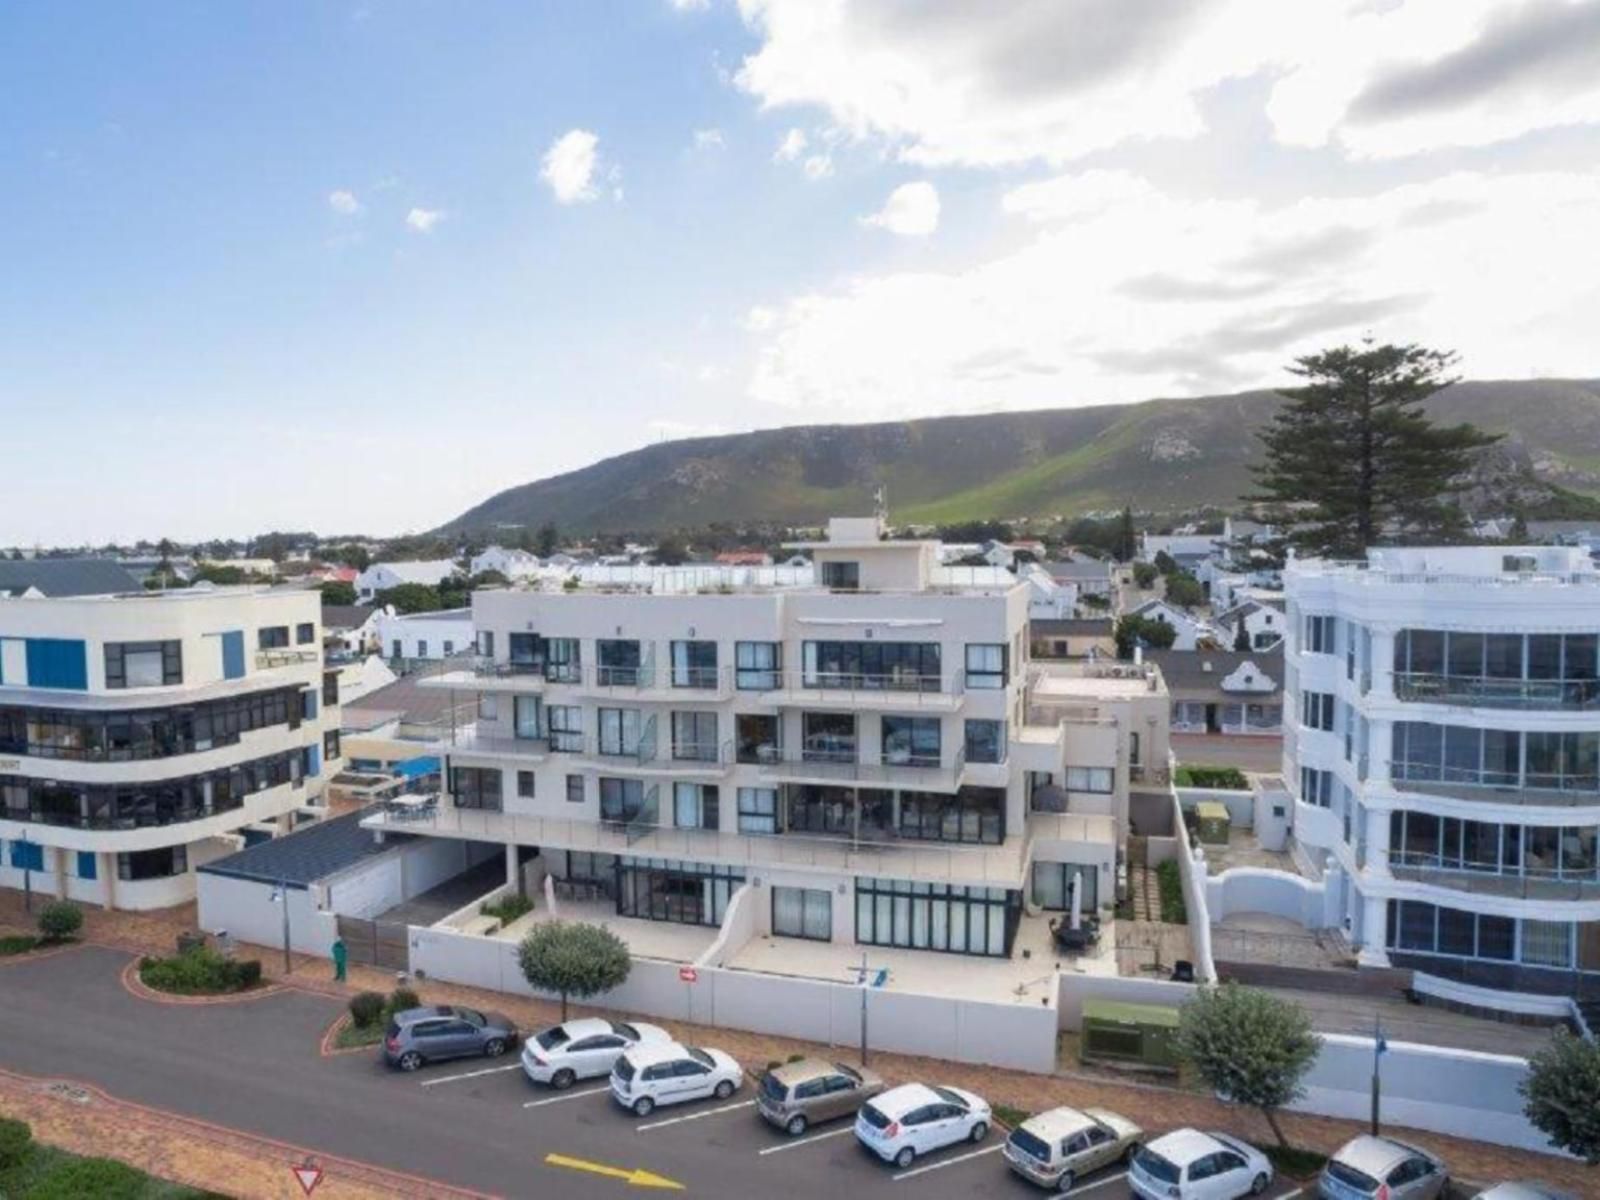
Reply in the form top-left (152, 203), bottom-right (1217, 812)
top-left (382, 1005), bottom-right (518, 1072)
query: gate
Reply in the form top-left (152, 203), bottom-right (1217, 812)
top-left (336, 915), bottom-right (410, 971)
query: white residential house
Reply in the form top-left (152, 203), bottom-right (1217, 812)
top-left (1213, 598), bottom-right (1286, 651)
top-left (1151, 648), bottom-right (1282, 736)
top-left (373, 606), bottom-right (475, 663)
top-left (471, 546), bottom-right (542, 580)
top-left (320, 605), bottom-right (381, 659)
top-left (355, 560), bottom-right (460, 602)
top-left (1041, 559), bottom-right (1115, 606)
top-left (1020, 563), bottom-right (1079, 620)
top-left (0, 586), bottom-right (338, 910)
top-left (1125, 598), bottom-right (1210, 652)
top-left (1281, 545), bottom-right (1600, 1010)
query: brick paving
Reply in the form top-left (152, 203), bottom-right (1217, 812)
top-left (2, 890), bottom-right (1595, 1193)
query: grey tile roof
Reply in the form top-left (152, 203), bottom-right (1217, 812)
top-left (320, 604), bottom-right (377, 631)
top-left (1041, 560), bottom-right (1114, 580)
top-left (341, 673), bottom-right (477, 731)
top-left (1148, 648), bottom-right (1283, 697)
top-left (198, 808), bottom-right (410, 889)
top-left (0, 559), bottom-right (140, 597)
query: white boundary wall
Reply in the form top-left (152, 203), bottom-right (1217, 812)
top-left (1171, 789), bottom-right (1217, 982)
top-left (1205, 866), bottom-right (1337, 930)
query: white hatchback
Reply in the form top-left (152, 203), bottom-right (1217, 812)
top-left (1130, 1129), bottom-right (1273, 1200)
top-left (854, 1083), bottom-right (992, 1170)
top-left (609, 1041), bottom-right (743, 1117)
top-left (521, 1018), bottom-right (672, 1089)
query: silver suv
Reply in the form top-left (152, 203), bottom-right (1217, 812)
top-left (382, 1005), bottom-right (518, 1072)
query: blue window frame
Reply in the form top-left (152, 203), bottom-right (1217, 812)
top-left (220, 631), bottom-right (246, 680)
top-left (25, 639), bottom-right (88, 690)
top-left (77, 851), bottom-right (97, 880)
top-left (9, 841), bottom-right (44, 871)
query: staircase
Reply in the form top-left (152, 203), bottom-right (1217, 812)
top-left (1129, 862), bottom-right (1157, 922)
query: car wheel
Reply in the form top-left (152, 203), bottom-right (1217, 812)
top-left (483, 1038), bottom-right (507, 1058)
top-left (633, 1096), bottom-right (655, 1118)
top-left (551, 1068), bottom-right (575, 1090)
top-left (714, 1079), bottom-right (736, 1100)
top-left (969, 1120), bottom-right (988, 1144)
top-left (785, 1114), bottom-right (808, 1137)
top-left (1250, 1171), bottom-right (1269, 1195)
top-left (397, 1051), bottom-right (423, 1072)
top-left (1055, 1168), bottom-right (1075, 1193)
top-left (893, 1146), bottom-right (915, 1169)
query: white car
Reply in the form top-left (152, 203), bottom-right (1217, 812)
top-left (1131, 1129), bottom-right (1273, 1200)
top-left (854, 1083), bottom-right (991, 1170)
top-left (609, 1041), bottom-right (743, 1117)
top-left (521, 1018), bottom-right (671, 1089)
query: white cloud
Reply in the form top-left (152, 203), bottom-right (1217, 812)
top-left (735, 0), bottom-right (1600, 166)
top-left (669, 0), bottom-right (710, 11)
top-left (745, 167), bottom-right (1600, 419)
top-left (693, 127), bottom-right (725, 150)
top-left (541, 129), bottom-right (603, 204)
top-left (801, 153), bottom-right (833, 180)
top-left (742, 305), bottom-right (778, 332)
top-left (327, 189), bottom-right (361, 215)
top-left (773, 127), bottom-right (807, 161)
top-left (695, 364), bottom-right (730, 383)
top-left (405, 207), bottom-right (445, 233)
top-left (862, 181), bottom-right (940, 236)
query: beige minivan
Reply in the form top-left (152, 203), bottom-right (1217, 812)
top-left (757, 1059), bottom-right (885, 1136)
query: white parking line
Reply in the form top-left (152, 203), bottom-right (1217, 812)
top-left (891, 1142), bottom-right (1003, 1181)
top-left (1054, 1169), bottom-right (1128, 1197)
top-left (1278, 1189), bottom-right (1305, 1200)
top-left (756, 1126), bottom-right (854, 1155)
top-left (635, 1099), bottom-right (756, 1131)
top-left (523, 1085), bottom-right (610, 1109)
top-left (418, 1063), bottom-right (523, 1087)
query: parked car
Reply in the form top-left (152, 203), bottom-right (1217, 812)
top-left (1319, 1135), bottom-right (1448, 1200)
top-left (757, 1058), bottom-right (885, 1136)
top-left (854, 1083), bottom-right (991, 1170)
top-left (1130, 1129), bottom-right (1272, 1200)
top-left (382, 1005), bottom-right (518, 1072)
top-left (609, 1042), bottom-right (743, 1117)
top-left (1471, 1185), bottom-right (1576, 1200)
top-left (1003, 1106), bottom-right (1143, 1191)
top-left (521, 1017), bottom-right (672, 1089)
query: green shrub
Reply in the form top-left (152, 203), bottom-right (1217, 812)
top-left (139, 947), bottom-right (262, 995)
top-left (482, 893), bottom-right (534, 923)
top-left (231, 959), bottom-right (263, 989)
top-left (388, 986), bottom-right (421, 1015)
top-left (0, 1116), bottom-right (31, 1169)
top-left (1156, 860), bottom-right (1188, 924)
top-left (1175, 764), bottom-right (1248, 789)
top-left (0, 934), bottom-right (40, 956)
top-left (349, 991), bottom-right (386, 1027)
top-left (36, 901), bottom-right (83, 942)
top-left (28, 1156), bottom-right (147, 1199)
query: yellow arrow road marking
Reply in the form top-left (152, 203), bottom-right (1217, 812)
top-left (544, 1153), bottom-right (685, 1191)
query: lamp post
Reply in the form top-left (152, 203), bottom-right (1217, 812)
top-left (269, 877), bottom-right (292, 975)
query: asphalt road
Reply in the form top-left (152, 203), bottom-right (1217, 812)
top-left (0, 947), bottom-right (1308, 1199)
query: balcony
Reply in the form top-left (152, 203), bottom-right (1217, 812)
top-left (1393, 672), bottom-right (1600, 712)
top-left (758, 742), bottom-right (967, 792)
top-left (361, 799), bottom-right (1027, 886)
top-left (1389, 765), bottom-right (1600, 810)
top-left (754, 670), bottom-right (966, 712)
top-left (1390, 859), bottom-right (1600, 902)
top-left (255, 648), bottom-right (320, 670)
top-left (441, 730), bottom-right (550, 762)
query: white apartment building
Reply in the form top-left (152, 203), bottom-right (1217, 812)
top-left (367, 518), bottom-right (1160, 961)
top-left (0, 587), bottom-right (339, 910)
top-left (1284, 546), bottom-right (1600, 1004)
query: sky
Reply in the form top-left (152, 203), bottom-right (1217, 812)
top-left (3, 0), bottom-right (1599, 546)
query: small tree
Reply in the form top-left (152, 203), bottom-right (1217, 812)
top-left (1115, 614), bottom-right (1177, 659)
top-left (1177, 983), bottom-right (1320, 1147)
top-left (518, 922), bottom-right (632, 1020)
top-left (1520, 1028), bottom-right (1600, 1165)
top-left (535, 522), bottom-right (560, 558)
top-left (1132, 562), bottom-right (1159, 590)
top-left (319, 580), bottom-right (357, 606)
top-left (377, 583), bottom-right (441, 615)
top-left (1233, 622), bottom-right (1251, 652)
top-left (37, 901), bottom-right (83, 943)
top-left (1164, 572), bottom-right (1203, 608)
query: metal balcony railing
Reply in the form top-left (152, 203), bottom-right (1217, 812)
top-left (1389, 857), bottom-right (1600, 900)
top-left (754, 669), bottom-right (966, 705)
top-left (1393, 672), bottom-right (1600, 711)
top-left (1390, 763), bottom-right (1600, 807)
top-left (256, 649), bottom-right (320, 669)
top-left (759, 742), bottom-right (967, 787)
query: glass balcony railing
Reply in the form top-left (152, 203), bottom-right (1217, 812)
top-left (1394, 672), bottom-right (1600, 711)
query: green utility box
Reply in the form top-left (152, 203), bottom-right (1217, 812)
top-left (1196, 801), bottom-right (1231, 846)
top-left (1080, 998), bottom-right (1181, 1073)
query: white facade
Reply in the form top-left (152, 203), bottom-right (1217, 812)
top-left (355, 560), bottom-right (459, 601)
top-left (1128, 599), bottom-right (1209, 651)
top-left (0, 588), bottom-right (337, 910)
top-left (1215, 600), bottom-right (1285, 651)
top-left (471, 546), bottom-right (541, 580)
top-left (373, 607), bottom-right (475, 662)
top-left (1283, 545), bottom-right (1600, 1001)
top-left (365, 517), bottom-right (1156, 964)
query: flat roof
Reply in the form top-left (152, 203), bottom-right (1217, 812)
top-left (198, 808), bottom-right (409, 889)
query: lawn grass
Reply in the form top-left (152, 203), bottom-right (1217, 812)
top-left (334, 1018), bottom-right (387, 1051)
top-left (1262, 1143), bottom-right (1328, 1179)
top-left (0, 935), bottom-right (41, 956)
top-left (991, 1103), bottom-right (1032, 1130)
top-left (0, 1139), bottom-right (226, 1199)
top-left (1155, 860), bottom-right (1188, 924)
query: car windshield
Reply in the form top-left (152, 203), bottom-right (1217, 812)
top-left (613, 1057), bottom-right (636, 1082)
top-left (1134, 1148), bottom-right (1180, 1185)
top-left (611, 1021), bottom-right (639, 1041)
top-left (932, 1086), bottom-right (966, 1109)
top-left (760, 1074), bottom-right (789, 1103)
top-left (687, 1048), bottom-right (714, 1069)
top-left (457, 1008), bottom-right (485, 1027)
top-left (835, 1064), bottom-right (862, 1084)
top-left (858, 1103), bottom-right (891, 1130)
top-left (536, 1027), bottom-right (571, 1051)
top-left (1325, 1161), bottom-right (1381, 1193)
top-left (1007, 1127), bottom-right (1052, 1164)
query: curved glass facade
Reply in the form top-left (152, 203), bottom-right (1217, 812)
top-left (0, 686), bottom-right (303, 763)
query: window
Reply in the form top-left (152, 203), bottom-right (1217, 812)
top-left (964, 719), bottom-right (1004, 765)
top-left (443, 640), bottom-right (454, 656)
top-left (735, 641), bottom-right (781, 689)
top-left (598, 708), bottom-right (642, 756)
top-left (548, 705), bottom-right (583, 752)
top-left (671, 640), bottom-right (718, 689)
top-left (898, 787), bottom-right (1004, 844)
top-left (566, 850), bottom-right (613, 880)
top-left (478, 694), bottom-right (499, 722)
top-left (323, 730), bottom-right (340, 761)
top-left (1304, 614), bottom-right (1335, 654)
top-left (599, 777), bottom-right (647, 824)
top-left (479, 630), bottom-right (495, 658)
top-left (322, 671), bottom-right (339, 707)
top-left (882, 715), bottom-right (941, 767)
top-left (8, 840), bottom-right (43, 871)
top-left (566, 774), bottom-right (585, 804)
top-left (451, 767), bottom-right (502, 811)
top-left (258, 626), bottom-right (290, 650)
top-left (1301, 690), bottom-right (1334, 731)
top-left (802, 641), bottom-right (942, 691)
top-left (1065, 766), bottom-right (1113, 793)
top-left (614, 855), bottom-right (743, 926)
top-left (802, 712), bottom-right (856, 762)
top-left (117, 845), bottom-right (187, 881)
top-left (855, 875), bottom-right (1018, 957)
top-left (513, 695), bottom-right (541, 740)
top-left (301, 690), bottom-right (318, 721)
top-left (544, 637), bottom-right (581, 683)
top-left (820, 560), bottom-right (859, 590)
top-left (735, 713), bottom-right (781, 764)
top-left (76, 851), bottom-right (97, 880)
top-left (772, 887), bottom-right (832, 940)
top-left (673, 782), bottom-right (718, 830)
top-left (104, 640), bottom-right (182, 689)
top-left (391, 639), bottom-right (403, 659)
top-left (296, 622), bottom-right (315, 645)
top-left (508, 632), bottom-right (543, 668)
top-left (965, 644), bottom-right (1008, 689)
top-left (737, 787), bottom-right (777, 834)
top-left (1300, 766), bottom-right (1332, 807)
top-left (596, 639), bottom-right (642, 686)
top-left (517, 770), bottom-right (535, 799)
top-left (417, 640), bottom-right (428, 658)
top-left (1031, 862), bottom-right (1097, 911)
top-left (671, 711), bottom-right (718, 761)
